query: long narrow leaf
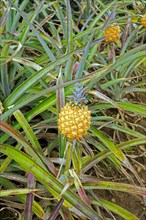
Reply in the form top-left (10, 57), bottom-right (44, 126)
top-left (90, 126), bottom-right (125, 161)
top-left (0, 121), bottom-right (46, 170)
top-left (82, 138), bottom-right (146, 172)
top-left (0, 144), bottom-right (102, 220)
top-left (83, 181), bottom-right (146, 196)
top-left (93, 198), bottom-right (139, 220)
top-left (13, 110), bottom-right (41, 150)
top-left (0, 176), bottom-right (44, 218)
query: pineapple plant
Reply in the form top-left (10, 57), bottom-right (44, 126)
top-left (103, 25), bottom-right (121, 43)
top-left (141, 13), bottom-right (146, 27)
top-left (58, 83), bottom-right (91, 139)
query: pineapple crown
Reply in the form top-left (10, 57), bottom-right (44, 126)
top-left (68, 83), bottom-right (88, 105)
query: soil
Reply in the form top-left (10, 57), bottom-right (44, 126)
top-left (0, 208), bottom-right (20, 220)
top-left (94, 174), bottom-right (146, 220)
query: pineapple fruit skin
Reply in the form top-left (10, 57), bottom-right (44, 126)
top-left (141, 13), bottom-right (146, 27)
top-left (103, 26), bottom-right (121, 43)
top-left (58, 103), bottom-right (91, 139)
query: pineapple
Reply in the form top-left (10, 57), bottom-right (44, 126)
top-left (141, 13), bottom-right (146, 27)
top-left (103, 26), bottom-right (121, 43)
top-left (58, 84), bottom-right (91, 139)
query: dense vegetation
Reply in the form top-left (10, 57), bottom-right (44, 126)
top-left (0, 0), bottom-right (146, 219)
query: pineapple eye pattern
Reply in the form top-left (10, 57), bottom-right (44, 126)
top-left (58, 84), bottom-right (91, 139)
top-left (103, 26), bottom-right (121, 43)
top-left (141, 13), bottom-right (146, 27)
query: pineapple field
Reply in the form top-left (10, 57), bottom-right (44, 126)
top-left (0, 0), bottom-right (146, 220)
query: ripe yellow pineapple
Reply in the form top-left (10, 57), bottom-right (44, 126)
top-left (103, 26), bottom-right (121, 43)
top-left (141, 13), bottom-right (146, 27)
top-left (58, 84), bottom-right (91, 139)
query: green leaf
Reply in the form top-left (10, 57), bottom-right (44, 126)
top-left (108, 124), bottom-right (145, 138)
top-left (93, 198), bottom-right (139, 220)
top-left (90, 126), bottom-right (125, 161)
top-left (82, 138), bottom-right (146, 173)
top-left (88, 90), bottom-right (123, 111)
top-left (65, 0), bottom-right (73, 52)
top-left (76, 33), bottom-right (94, 78)
top-left (0, 188), bottom-right (39, 197)
top-left (0, 121), bottom-right (46, 170)
top-left (0, 144), bottom-right (102, 220)
top-left (90, 102), bottom-right (146, 117)
top-left (13, 110), bottom-right (41, 150)
top-left (89, 1), bottom-right (116, 28)
top-left (0, 176), bottom-right (44, 218)
top-left (83, 181), bottom-right (146, 196)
